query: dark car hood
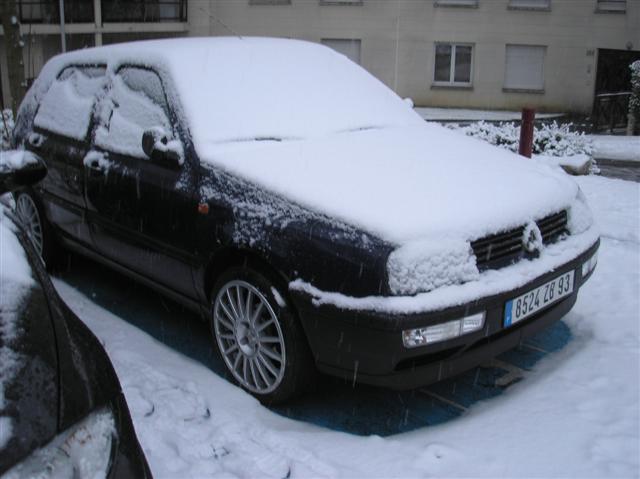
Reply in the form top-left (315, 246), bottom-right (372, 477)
top-left (198, 124), bottom-right (578, 245)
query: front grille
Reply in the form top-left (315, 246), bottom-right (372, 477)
top-left (472, 210), bottom-right (568, 271)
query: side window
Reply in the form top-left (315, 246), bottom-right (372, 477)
top-left (33, 65), bottom-right (106, 141)
top-left (94, 67), bottom-right (172, 159)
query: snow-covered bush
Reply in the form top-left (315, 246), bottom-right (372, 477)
top-left (449, 121), bottom-right (594, 157)
top-left (629, 60), bottom-right (640, 133)
top-left (1, 110), bottom-right (15, 151)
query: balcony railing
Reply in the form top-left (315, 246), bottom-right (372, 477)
top-left (101, 0), bottom-right (187, 23)
top-left (592, 92), bottom-right (631, 132)
top-left (17, 0), bottom-right (187, 24)
top-left (18, 0), bottom-right (94, 23)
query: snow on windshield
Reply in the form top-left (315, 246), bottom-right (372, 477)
top-left (165, 38), bottom-right (423, 148)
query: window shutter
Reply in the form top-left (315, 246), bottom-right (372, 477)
top-left (504, 45), bottom-right (546, 91)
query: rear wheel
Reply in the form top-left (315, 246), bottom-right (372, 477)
top-left (210, 266), bottom-right (314, 404)
top-left (14, 191), bottom-right (62, 269)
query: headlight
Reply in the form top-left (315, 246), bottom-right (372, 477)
top-left (387, 239), bottom-right (479, 295)
top-left (582, 251), bottom-right (598, 277)
top-left (402, 312), bottom-right (486, 348)
top-left (567, 188), bottom-right (594, 235)
top-left (2, 408), bottom-right (115, 479)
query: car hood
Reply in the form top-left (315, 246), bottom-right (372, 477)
top-left (199, 123), bottom-right (578, 244)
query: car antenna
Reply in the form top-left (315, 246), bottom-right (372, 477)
top-left (195, 5), bottom-right (244, 40)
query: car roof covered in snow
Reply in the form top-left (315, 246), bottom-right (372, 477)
top-left (25, 37), bottom-right (422, 151)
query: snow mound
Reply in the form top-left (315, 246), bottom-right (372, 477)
top-left (388, 239), bottom-right (479, 295)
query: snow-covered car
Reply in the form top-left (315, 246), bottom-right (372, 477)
top-left (12, 38), bottom-right (599, 403)
top-left (0, 152), bottom-right (151, 478)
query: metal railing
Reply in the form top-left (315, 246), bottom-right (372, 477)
top-left (101, 0), bottom-right (187, 23)
top-left (17, 0), bottom-right (187, 24)
top-left (18, 0), bottom-right (94, 23)
top-left (592, 92), bottom-right (631, 132)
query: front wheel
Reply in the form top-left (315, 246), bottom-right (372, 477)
top-left (211, 267), bottom-right (314, 404)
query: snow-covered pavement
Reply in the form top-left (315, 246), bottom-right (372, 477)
top-left (53, 175), bottom-right (639, 478)
top-left (589, 135), bottom-right (640, 163)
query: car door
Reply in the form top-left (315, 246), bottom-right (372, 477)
top-left (28, 65), bottom-right (106, 246)
top-left (85, 65), bottom-right (199, 300)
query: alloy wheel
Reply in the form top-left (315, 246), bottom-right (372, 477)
top-left (213, 280), bottom-right (286, 394)
top-left (15, 194), bottom-right (44, 256)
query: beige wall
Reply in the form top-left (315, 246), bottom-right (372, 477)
top-left (190, 0), bottom-right (640, 113)
top-left (1, 0), bottom-right (639, 113)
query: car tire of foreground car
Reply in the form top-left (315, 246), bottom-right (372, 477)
top-left (14, 189), bottom-right (62, 269)
top-left (210, 266), bottom-right (315, 404)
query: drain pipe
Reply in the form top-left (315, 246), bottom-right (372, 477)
top-left (59, 0), bottom-right (66, 52)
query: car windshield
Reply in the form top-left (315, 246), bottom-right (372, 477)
top-left (165, 38), bottom-right (422, 151)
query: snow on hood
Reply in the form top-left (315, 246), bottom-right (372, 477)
top-left (200, 123), bottom-right (578, 244)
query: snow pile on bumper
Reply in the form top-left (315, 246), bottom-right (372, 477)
top-left (387, 239), bottom-right (479, 295)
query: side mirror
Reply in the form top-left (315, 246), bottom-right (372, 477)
top-left (142, 128), bottom-right (183, 168)
top-left (0, 151), bottom-right (47, 195)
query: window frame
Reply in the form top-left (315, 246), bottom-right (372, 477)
top-left (434, 0), bottom-right (479, 8)
top-left (432, 42), bottom-right (474, 88)
top-left (595, 0), bottom-right (626, 13)
top-left (248, 0), bottom-right (291, 5)
top-left (319, 0), bottom-right (363, 5)
top-left (507, 0), bottom-right (551, 11)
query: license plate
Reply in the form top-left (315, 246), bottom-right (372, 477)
top-left (504, 271), bottom-right (575, 327)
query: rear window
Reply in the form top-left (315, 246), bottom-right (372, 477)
top-left (33, 65), bottom-right (106, 141)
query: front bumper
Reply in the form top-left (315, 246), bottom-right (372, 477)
top-left (291, 240), bottom-right (599, 390)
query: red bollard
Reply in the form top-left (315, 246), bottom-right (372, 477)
top-left (518, 107), bottom-right (535, 158)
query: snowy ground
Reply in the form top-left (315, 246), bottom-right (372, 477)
top-left (51, 174), bottom-right (639, 479)
top-left (415, 107), bottom-right (563, 122)
top-left (588, 135), bottom-right (640, 163)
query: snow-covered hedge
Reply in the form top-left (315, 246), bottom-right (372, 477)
top-left (448, 121), bottom-right (594, 158)
top-left (1, 110), bottom-right (15, 151)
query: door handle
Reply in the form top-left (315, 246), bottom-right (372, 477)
top-left (83, 152), bottom-right (109, 174)
top-left (85, 160), bottom-right (103, 172)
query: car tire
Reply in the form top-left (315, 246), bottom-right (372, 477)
top-left (14, 190), bottom-right (63, 270)
top-left (210, 266), bottom-right (315, 404)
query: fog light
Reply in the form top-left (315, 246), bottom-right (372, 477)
top-left (402, 312), bottom-right (485, 348)
top-left (582, 251), bottom-right (598, 277)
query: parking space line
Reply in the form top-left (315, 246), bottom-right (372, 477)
top-left (419, 389), bottom-right (468, 412)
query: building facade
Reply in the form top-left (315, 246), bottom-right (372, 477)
top-left (1, 0), bottom-right (639, 115)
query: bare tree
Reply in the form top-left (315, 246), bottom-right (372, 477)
top-left (1, 0), bottom-right (26, 112)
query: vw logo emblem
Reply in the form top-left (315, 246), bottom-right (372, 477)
top-left (522, 222), bottom-right (542, 254)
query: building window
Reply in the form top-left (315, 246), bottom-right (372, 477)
top-left (321, 39), bottom-right (362, 64)
top-left (249, 0), bottom-right (291, 5)
top-left (319, 0), bottom-right (363, 5)
top-left (434, 0), bottom-right (479, 8)
top-left (595, 0), bottom-right (626, 12)
top-left (508, 0), bottom-right (550, 10)
top-left (433, 43), bottom-right (473, 87)
top-left (504, 44), bottom-right (546, 92)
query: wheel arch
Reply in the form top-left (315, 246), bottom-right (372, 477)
top-left (203, 247), bottom-right (292, 305)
